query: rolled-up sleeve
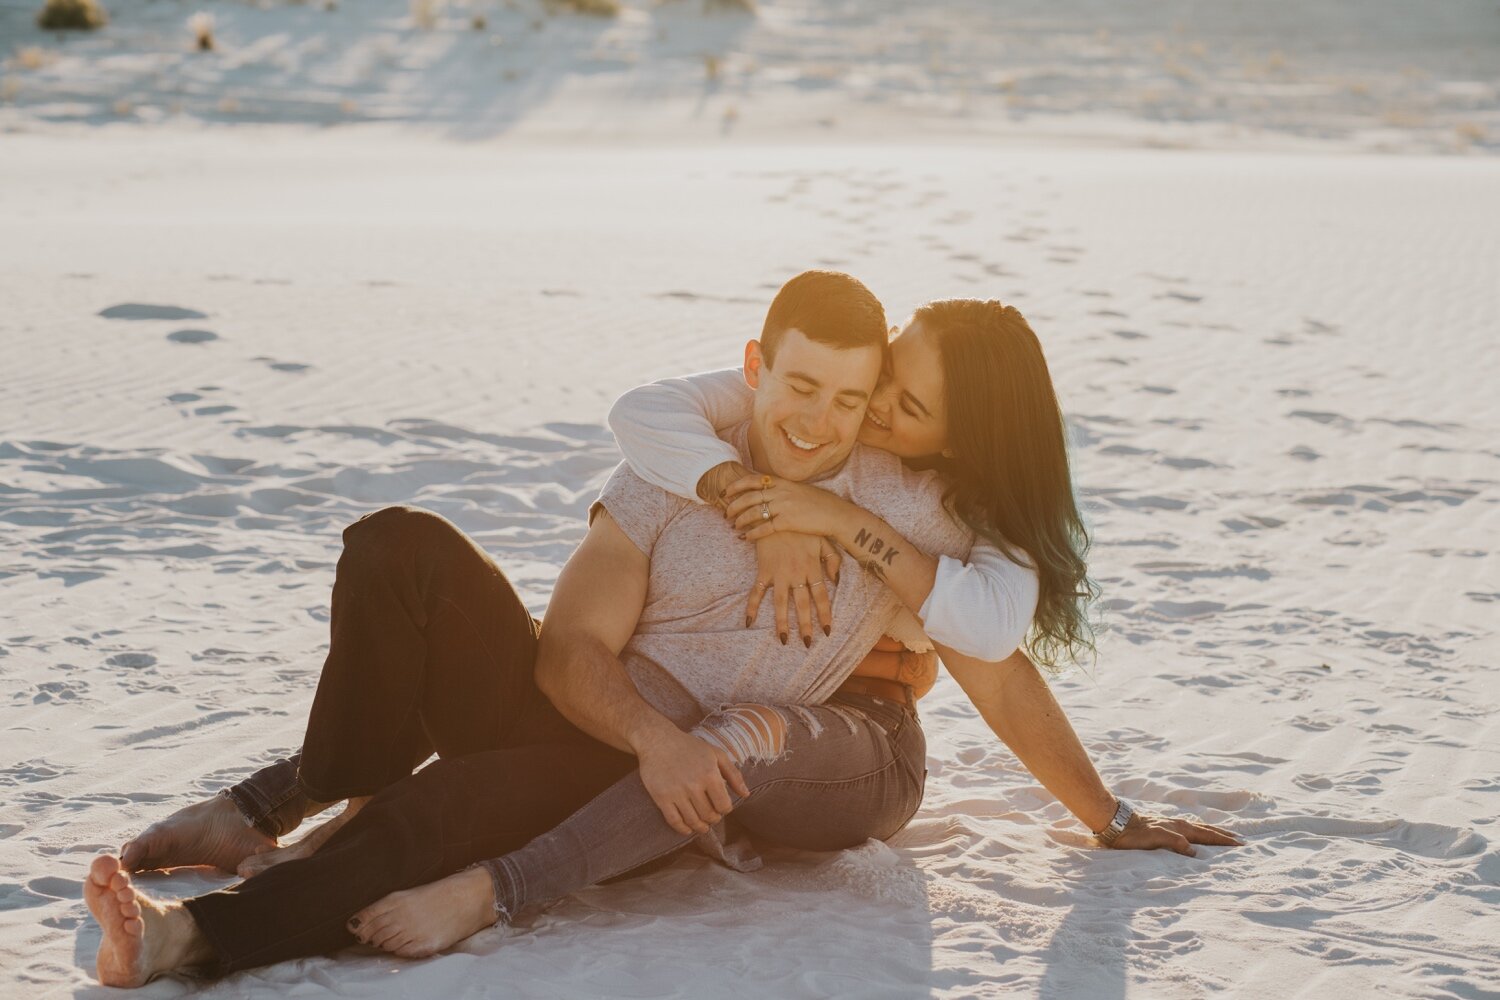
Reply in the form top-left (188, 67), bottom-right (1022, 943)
top-left (917, 541), bottom-right (1039, 661)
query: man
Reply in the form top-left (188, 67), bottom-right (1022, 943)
top-left (86, 270), bottom-right (978, 984)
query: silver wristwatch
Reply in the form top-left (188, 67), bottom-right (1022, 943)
top-left (1094, 798), bottom-right (1135, 847)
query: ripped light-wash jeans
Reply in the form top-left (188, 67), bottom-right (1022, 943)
top-left (478, 689), bottom-right (926, 921)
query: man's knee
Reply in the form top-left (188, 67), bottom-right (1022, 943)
top-left (341, 505), bottom-right (452, 558)
top-left (693, 704), bottom-right (789, 766)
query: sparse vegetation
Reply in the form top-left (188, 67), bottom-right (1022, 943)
top-left (189, 12), bottom-right (215, 52)
top-left (703, 54), bottom-right (720, 81)
top-left (411, 0), bottom-right (441, 30)
top-left (36, 0), bottom-right (107, 31)
top-left (1455, 121), bottom-right (1487, 145)
top-left (544, 0), bottom-right (621, 17)
top-left (15, 47), bottom-right (54, 71)
top-left (0, 77), bottom-right (20, 102)
top-left (703, 0), bottom-right (755, 12)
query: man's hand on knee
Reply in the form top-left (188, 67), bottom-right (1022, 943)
top-left (636, 727), bottom-right (749, 836)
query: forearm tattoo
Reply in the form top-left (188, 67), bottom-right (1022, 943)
top-left (853, 527), bottom-right (899, 580)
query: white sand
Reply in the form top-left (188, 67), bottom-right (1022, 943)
top-left (2, 2), bottom-right (1499, 998)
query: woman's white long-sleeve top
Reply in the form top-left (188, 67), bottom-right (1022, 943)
top-left (606, 368), bottom-right (1039, 662)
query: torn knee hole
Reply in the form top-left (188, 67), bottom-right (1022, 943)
top-left (694, 705), bottom-right (788, 765)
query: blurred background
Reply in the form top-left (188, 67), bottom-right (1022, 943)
top-left (3, 0), bottom-right (1498, 152)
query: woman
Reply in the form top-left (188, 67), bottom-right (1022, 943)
top-left (90, 297), bottom-right (1238, 984)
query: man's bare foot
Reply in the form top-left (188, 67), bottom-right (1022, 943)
top-left (121, 795), bottom-right (275, 874)
top-left (348, 867), bottom-right (498, 959)
top-left (235, 796), bottom-right (370, 878)
top-left (84, 855), bottom-right (215, 987)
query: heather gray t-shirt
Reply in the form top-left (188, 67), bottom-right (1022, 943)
top-left (592, 422), bottom-right (974, 728)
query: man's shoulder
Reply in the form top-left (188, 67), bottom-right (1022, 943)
top-left (842, 443), bottom-right (943, 499)
top-left (591, 461), bottom-right (693, 544)
top-left (839, 445), bottom-right (971, 557)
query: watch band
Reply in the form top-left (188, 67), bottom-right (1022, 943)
top-left (1094, 798), bottom-right (1135, 847)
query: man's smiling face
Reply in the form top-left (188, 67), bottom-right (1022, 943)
top-left (744, 328), bottom-right (885, 481)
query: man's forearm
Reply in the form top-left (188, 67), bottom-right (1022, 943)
top-left (949, 649), bottom-right (1117, 832)
top-left (535, 631), bottom-right (680, 756)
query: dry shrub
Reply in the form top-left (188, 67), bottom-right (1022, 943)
top-left (471, 13), bottom-right (487, 30)
top-left (411, 0), bottom-right (441, 29)
top-left (36, 0), bottom-right (107, 30)
top-left (0, 77), bottom-right (20, 101)
top-left (15, 46), bottom-right (54, 70)
top-left (1455, 121), bottom-right (1486, 144)
top-left (545, 0), bottom-right (621, 16)
top-left (704, 0), bottom-right (755, 12)
top-left (189, 12), bottom-right (215, 51)
top-left (703, 54), bottom-right (720, 80)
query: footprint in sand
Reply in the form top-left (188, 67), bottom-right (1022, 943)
top-left (104, 652), bottom-right (157, 670)
top-left (98, 304), bottom-right (208, 321)
top-left (166, 329), bottom-right (219, 345)
top-left (252, 357), bottom-right (312, 373)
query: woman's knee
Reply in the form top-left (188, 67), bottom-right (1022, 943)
top-left (692, 704), bottom-right (790, 767)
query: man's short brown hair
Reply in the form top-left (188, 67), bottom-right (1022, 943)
top-left (760, 270), bottom-right (888, 367)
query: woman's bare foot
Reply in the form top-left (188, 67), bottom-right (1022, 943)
top-left (235, 796), bottom-right (370, 878)
top-left (348, 866), bottom-right (498, 959)
top-left (120, 795), bottom-right (275, 874)
top-left (84, 855), bottom-right (215, 987)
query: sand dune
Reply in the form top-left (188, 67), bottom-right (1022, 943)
top-left (2, 131), bottom-right (1496, 996)
top-left (2, 0), bottom-right (1499, 994)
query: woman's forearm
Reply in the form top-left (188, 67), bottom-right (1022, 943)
top-left (831, 505), bottom-right (940, 617)
top-left (943, 647), bottom-right (1117, 832)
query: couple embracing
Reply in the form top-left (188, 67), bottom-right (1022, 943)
top-left (86, 270), bottom-right (1238, 986)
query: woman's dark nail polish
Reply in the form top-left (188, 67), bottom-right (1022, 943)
top-left (745, 617), bottom-right (753, 628)
top-left (779, 632), bottom-right (788, 645)
top-left (823, 625), bottom-right (831, 636)
top-left (803, 635), bottom-right (812, 648)
top-left (348, 917), bottom-right (361, 929)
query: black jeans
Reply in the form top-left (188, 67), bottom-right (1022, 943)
top-left (183, 506), bottom-right (635, 973)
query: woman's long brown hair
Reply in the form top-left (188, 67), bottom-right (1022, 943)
top-left (914, 299), bottom-right (1099, 670)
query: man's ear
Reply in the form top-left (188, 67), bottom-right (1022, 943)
top-left (743, 340), bottom-right (766, 389)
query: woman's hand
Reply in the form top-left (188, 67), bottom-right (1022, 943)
top-left (745, 532), bottom-right (841, 647)
top-left (1104, 811), bottom-right (1243, 856)
top-left (724, 474), bottom-right (849, 542)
